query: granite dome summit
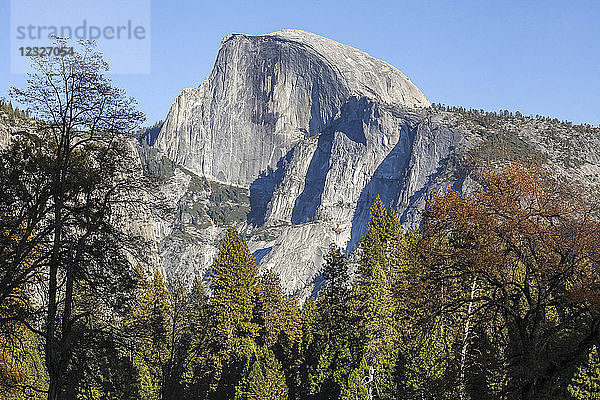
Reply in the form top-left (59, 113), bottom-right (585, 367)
top-left (154, 29), bottom-right (429, 187)
top-left (141, 30), bottom-right (600, 298)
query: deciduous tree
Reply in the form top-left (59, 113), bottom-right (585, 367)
top-left (421, 164), bottom-right (600, 399)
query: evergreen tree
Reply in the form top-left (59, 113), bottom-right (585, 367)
top-left (358, 197), bottom-right (401, 278)
top-left (126, 267), bottom-right (171, 400)
top-left (234, 346), bottom-right (288, 400)
top-left (209, 227), bottom-right (265, 399)
top-left (341, 357), bottom-right (369, 400)
top-left (320, 244), bottom-right (351, 339)
top-left (399, 319), bottom-right (453, 400)
top-left (185, 276), bottom-right (213, 399)
top-left (211, 227), bottom-right (260, 351)
top-left (301, 244), bottom-right (355, 399)
top-left (257, 270), bottom-right (286, 347)
top-left (351, 197), bottom-right (401, 398)
top-left (256, 271), bottom-right (302, 398)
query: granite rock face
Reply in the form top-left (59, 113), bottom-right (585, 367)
top-left (154, 30), bottom-right (429, 188)
top-left (147, 30), bottom-right (600, 298)
top-left (150, 30), bottom-right (439, 296)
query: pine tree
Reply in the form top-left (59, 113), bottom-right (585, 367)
top-left (400, 319), bottom-right (453, 399)
top-left (256, 271), bottom-right (302, 398)
top-left (234, 346), bottom-right (288, 400)
top-left (209, 227), bottom-right (263, 399)
top-left (351, 197), bottom-right (401, 399)
top-left (320, 244), bottom-right (351, 339)
top-left (211, 227), bottom-right (260, 350)
top-left (341, 357), bottom-right (369, 400)
top-left (359, 197), bottom-right (399, 277)
top-left (185, 276), bottom-right (213, 399)
top-left (301, 244), bottom-right (356, 399)
top-left (126, 267), bottom-right (171, 400)
top-left (354, 260), bottom-right (397, 398)
top-left (256, 271), bottom-right (285, 347)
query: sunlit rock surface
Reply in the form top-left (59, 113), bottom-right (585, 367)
top-left (144, 30), bottom-right (600, 298)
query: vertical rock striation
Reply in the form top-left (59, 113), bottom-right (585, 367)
top-left (154, 30), bottom-right (429, 187)
top-left (149, 30), bottom-right (459, 297)
top-left (149, 30), bottom-right (600, 298)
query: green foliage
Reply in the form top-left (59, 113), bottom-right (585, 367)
top-left (0, 99), bottom-right (29, 124)
top-left (299, 245), bottom-right (356, 400)
top-left (4, 154), bottom-right (600, 400)
top-left (471, 128), bottom-right (547, 164)
top-left (0, 325), bottom-right (47, 400)
top-left (234, 346), bottom-right (288, 400)
top-left (399, 320), bottom-right (454, 399)
top-left (568, 346), bottom-right (600, 399)
top-left (318, 244), bottom-right (351, 341)
top-left (207, 227), bottom-right (291, 399)
top-left (206, 182), bottom-right (250, 226)
top-left (309, 341), bottom-right (356, 399)
top-left (184, 276), bottom-right (213, 399)
top-left (341, 357), bottom-right (369, 400)
top-left (65, 327), bottom-right (140, 400)
top-left (126, 268), bottom-right (172, 400)
top-left (431, 103), bottom-right (598, 168)
top-left (163, 281), bottom-right (193, 400)
top-left (255, 271), bottom-right (302, 398)
top-left (211, 227), bottom-right (260, 351)
top-left (351, 197), bottom-right (402, 398)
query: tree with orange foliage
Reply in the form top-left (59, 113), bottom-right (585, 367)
top-left (420, 164), bottom-right (600, 400)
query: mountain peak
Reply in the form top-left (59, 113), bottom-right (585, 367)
top-left (220, 29), bottom-right (430, 109)
top-left (148, 30), bottom-right (600, 299)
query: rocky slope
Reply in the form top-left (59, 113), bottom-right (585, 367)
top-left (143, 30), bottom-right (600, 298)
top-left (0, 107), bottom-right (31, 148)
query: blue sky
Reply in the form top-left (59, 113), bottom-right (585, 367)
top-left (1, 0), bottom-right (599, 126)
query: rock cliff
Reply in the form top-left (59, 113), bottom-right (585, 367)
top-left (154, 30), bottom-right (429, 187)
top-left (145, 30), bottom-right (600, 298)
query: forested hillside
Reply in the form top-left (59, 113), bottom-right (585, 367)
top-left (1, 38), bottom-right (600, 400)
top-left (2, 155), bottom-right (600, 399)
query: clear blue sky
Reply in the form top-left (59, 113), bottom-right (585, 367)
top-left (2, 0), bottom-right (599, 126)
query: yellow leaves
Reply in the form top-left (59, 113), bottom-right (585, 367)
top-left (421, 161), bottom-right (600, 380)
top-left (0, 342), bottom-right (26, 389)
top-left (0, 321), bottom-right (47, 397)
top-left (276, 298), bottom-right (303, 346)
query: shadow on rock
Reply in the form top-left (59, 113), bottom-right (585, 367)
top-left (248, 149), bottom-right (294, 227)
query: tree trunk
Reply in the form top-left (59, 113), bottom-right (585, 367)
top-left (45, 222), bottom-right (61, 400)
top-left (47, 377), bottom-right (60, 400)
top-left (459, 278), bottom-right (477, 400)
top-left (46, 150), bottom-right (66, 400)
